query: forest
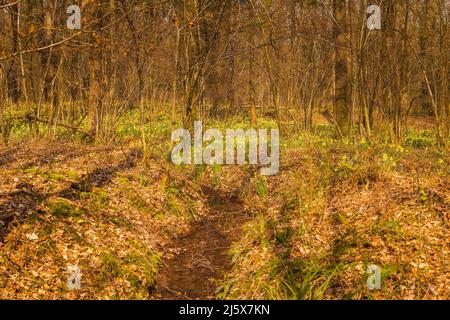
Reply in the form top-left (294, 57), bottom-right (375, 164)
top-left (0, 0), bottom-right (448, 300)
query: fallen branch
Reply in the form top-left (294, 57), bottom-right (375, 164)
top-left (19, 114), bottom-right (92, 138)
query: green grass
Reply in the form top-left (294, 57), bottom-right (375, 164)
top-left (255, 176), bottom-right (268, 198)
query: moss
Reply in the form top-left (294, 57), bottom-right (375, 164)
top-left (38, 222), bottom-right (55, 237)
top-left (100, 252), bottom-right (123, 281)
top-left (78, 190), bottom-right (110, 210)
top-left (116, 176), bottom-right (131, 185)
top-left (109, 215), bottom-right (133, 229)
top-left (44, 198), bottom-right (85, 218)
top-left (124, 250), bottom-right (160, 290)
top-left (98, 248), bottom-right (160, 295)
top-left (36, 240), bottom-right (57, 257)
top-left (24, 168), bottom-right (80, 182)
top-left (63, 225), bottom-right (88, 244)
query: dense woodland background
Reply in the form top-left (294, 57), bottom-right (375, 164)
top-left (0, 0), bottom-right (448, 143)
top-left (0, 0), bottom-right (448, 300)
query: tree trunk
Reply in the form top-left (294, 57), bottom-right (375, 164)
top-left (87, 3), bottom-right (104, 139)
top-left (333, 0), bottom-right (351, 137)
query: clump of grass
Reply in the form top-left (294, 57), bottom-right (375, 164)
top-left (36, 240), bottom-right (57, 257)
top-left (124, 249), bottom-right (160, 291)
top-left (210, 164), bottom-right (222, 185)
top-left (129, 194), bottom-right (154, 215)
top-left (242, 215), bottom-right (276, 248)
top-left (164, 187), bottom-right (183, 216)
top-left (281, 195), bottom-right (301, 214)
top-left (162, 184), bottom-right (197, 219)
top-left (282, 259), bottom-right (345, 300)
top-left (255, 176), bottom-right (268, 198)
top-left (98, 248), bottom-right (160, 298)
top-left (63, 225), bottom-right (88, 244)
top-left (100, 252), bottom-right (123, 281)
top-left (334, 154), bottom-right (356, 179)
top-left (193, 164), bottom-right (206, 180)
top-left (372, 219), bottom-right (404, 241)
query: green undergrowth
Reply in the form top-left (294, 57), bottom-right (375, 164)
top-left (98, 246), bottom-right (160, 299)
top-left (218, 126), bottom-right (448, 300)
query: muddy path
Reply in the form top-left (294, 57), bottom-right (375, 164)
top-left (153, 187), bottom-right (250, 300)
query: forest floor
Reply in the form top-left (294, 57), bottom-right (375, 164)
top-left (0, 140), bottom-right (204, 299)
top-left (0, 119), bottom-right (448, 300)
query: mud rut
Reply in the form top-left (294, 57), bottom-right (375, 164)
top-left (153, 187), bottom-right (249, 300)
